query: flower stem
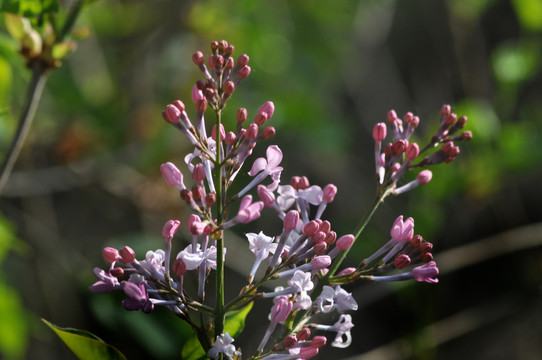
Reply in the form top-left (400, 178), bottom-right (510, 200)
top-left (0, 61), bottom-right (48, 194)
top-left (214, 107), bottom-right (226, 338)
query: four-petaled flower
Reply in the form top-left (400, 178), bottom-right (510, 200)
top-left (207, 332), bottom-right (239, 360)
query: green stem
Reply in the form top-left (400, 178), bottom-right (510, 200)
top-left (0, 61), bottom-right (49, 194)
top-left (214, 107), bottom-right (225, 337)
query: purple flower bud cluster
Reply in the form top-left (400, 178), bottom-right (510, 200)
top-left (372, 107), bottom-right (472, 196)
top-left (90, 41), bottom-right (471, 360)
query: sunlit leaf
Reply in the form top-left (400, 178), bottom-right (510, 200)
top-left (512, 0), bottom-right (542, 31)
top-left (42, 319), bottom-right (127, 360)
top-left (492, 41), bottom-right (540, 84)
top-left (0, 278), bottom-right (27, 359)
top-left (180, 302), bottom-right (253, 360)
top-left (0, 0), bottom-right (59, 17)
top-left (4, 13), bottom-right (31, 40)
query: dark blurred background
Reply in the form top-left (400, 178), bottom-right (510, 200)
top-left (1, 0), bottom-right (542, 359)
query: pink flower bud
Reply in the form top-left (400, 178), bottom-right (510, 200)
top-left (412, 261), bottom-right (439, 283)
top-left (421, 252), bottom-right (434, 262)
top-left (238, 65), bottom-right (251, 79)
top-left (445, 113), bottom-right (457, 126)
top-left (392, 139), bottom-right (408, 154)
top-left (188, 214), bottom-right (205, 235)
top-left (441, 104), bottom-right (451, 115)
top-left (312, 231), bottom-right (326, 243)
top-left (318, 221), bottom-right (331, 235)
top-left (211, 124), bottom-right (226, 141)
top-left (223, 80), bottom-right (235, 95)
top-left (394, 254), bottom-right (411, 269)
top-left (237, 108), bottom-right (247, 123)
top-left (324, 231), bottom-right (337, 245)
top-left (406, 143), bottom-right (420, 160)
top-left (403, 112), bottom-right (414, 123)
top-left (237, 54), bottom-right (249, 66)
top-left (196, 99), bottom-right (207, 113)
top-left (254, 111), bottom-right (268, 126)
top-left (410, 116), bottom-right (420, 128)
top-left (271, 296), bottom-right (292, 323)
top-left (337, 267), bottom-right (356, 276)
top-left (191, 84), bottom-right (205, 103)
top-left (458, 115), bottom-right (468, 126)
top-left (192, 51), bottom-right (204, 66)
top-left (172, 100), bottom-right (185, 112)
top-left (102, 247), bottom-right (119, 263)
top-left (262, 126), bottom-right (276, 139)
top-left (225, 56), bottom-right (234, 69)
top-left (311, 255), bottom-right (331, 270)
top-left (283, 210), bottom-right (299, 231)
top-left (303, 220), bottom-right (320, 237)
top-left (420, 242), bottom-right (433, 253)
top-left (110, 267), bottom-right (124, 278)
top-left (417, 170), bottom-right (432, 185)
top-left (410, 234), bottom-right (423, 247)
top-left (323, 184), bottom-right (337, 202)
top-left (205, 192), bottom-right (216, 206)
top-left (296, 328), bottom-right (311, 341)
top-left (257, 185), bottom-right (275, 207)
top-left (173, 258), bottom-right (187, 276)
top-left (164, 104), bottom-right (181, 123)
top-left (258, 101), bottom-right (275, 119)
top-left (284, 335), bottom-right (297, 348)
top-left (162, 220), bottom-right (181, 242)
top-left (314, 241), bottom-right (327, 255)
top-left (387, 110), bottom-right (398, 123)
top-left (245, 123), bottom-right (258, 140)
top-left (119, 246), bottom-right (135, 263)
top-left (311, 336), bottom-right (327, 348)
top-left (192, 163), bottom-right (206, 182)
top-left (336, 234), bottom-right (355, 251)
top-left (462, 131), bottom-right (473, 141)
top-left (225, 131), bottom-right (236, 145)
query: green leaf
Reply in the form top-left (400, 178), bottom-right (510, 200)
top-left (180, 302), bottom-right (253, 360)
top-left (0, 0), bottom-right (59, 18)
top-left (0, 277), bottom-right (28, 359)
top-left (51, 41), bottom-right (75, 59)
top-left (42, 319), bottom-right (127, 360)
top-left (224, 301), bottom-right (253, 337)
top-left (4, 13), bottom-right (31, 40)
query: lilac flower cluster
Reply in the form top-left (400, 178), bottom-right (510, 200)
top-left (90, 41), bottom-right (471, 360)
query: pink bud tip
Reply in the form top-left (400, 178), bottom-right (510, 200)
top-left (417, 170), bottom-right (432, 185)
top-left (223, 80), bottom-right (235, 95)
top-left (196, 99), bottom-right (207, 113)
top-left (325, 231), bottom-right (337, 245)
top-left (410, 116), bottom-right (420, 128)
top-left (172, 100), bottom-right (185, 112)
top-left (237, 108), bottom-right (248, 123)
top-left (192, 163), bottom-right (206, 182)
top-left (192, 51), bottom-right (204, 66)
top-left (372, 122), bottom-right (387, 141)
top-left (262, 126), bottom-right (276, 139)
top-left (164, 104), bottom-right (181, 123)
top-left (283, 210), bottom-right (299, 231)
top-left (284, 335), bottom-right (297, 348)
top-left (392, 139), bottom-right (408, 154)
top-left (245, 123), bottom-right (258, 140)
top-left (337, 267), bottom-right (356, 276)
top-left (257, 184), bottom-right (275, 207)
top-left (212, 124), bottom-right (226, 141)
top-left (323, 184), bottom-right (338, 202)
top-left (173, 258), bottom-right (187, 276)
top-left (403, 112), bottom-right (414, 123)
top-left (318, 221), bottom-right (331, 234)
top-left (102, 247), bottom-right (119, 263)
top-left (254, 111), bottom-right (268, 126)
top-left (387, 109), bottom-right (398, 123)
top-left (296, 328), bottom-right (311, 341)
top-left (420, 242), bottom-right (433, 253)
top-left (462, 131), bottom-right (473, 141)
top-left (238, 65), bottom-right (251, 79)
top-left (119, 246), bottom-right (136, 263)
top-left (162, 220), bottom-right (181, 242)
top-left (225, 56), bottom-right (234, 69)
top-left (394, 254), bottom-right (411, 269)
top-left (314, 241), bottom-right (328, 255)
top-left (303, 220), bottom-right (320, 237)
top-left (225, 131), bottom-right (237, 145)
top-left (299, 347), bottom-right (318, 359)
top-left (258, 101), bottom-right (275, 119)
top-left (110, 267), bottom-right (124, 278)
top-left (336, 234), bottom-right (355, 251)
top-left (445, 113), bottom-right (457, 126)
top-left (311, 336), bottom-right (327, 349)
top-left (311, 255), bottom-right (331, 270)
top-left (406, 143), bottom-right (420, 160)
top-left (441, 104), bottom-right (451, 116)
top-left (237, 54), bottom-right (249, 66)
top-left (312, 231), bottom-right (326, 243)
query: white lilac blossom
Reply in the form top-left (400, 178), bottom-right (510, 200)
top-left (87, 41), bottom-right (471, 360)
top-left (207, 332), bottom-right (239, 360)
top-left (316, 285), bottom-right (358, 314)
top-left (313, 314), bottom-right (355, 348)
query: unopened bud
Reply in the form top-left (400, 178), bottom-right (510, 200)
top-left (324, 231), bottom-right (337, 245)
top-left (245, 123), bottom-right (258, 140)
top-left (225, 56), bottom-right (234, 69)
top-left (192, 164), bottom-right (206, 182)
top-left (225, 131), bottom-right (237, 145)
top-left (296, 328), bottom-right (311, 341)
top-left (311, 336), bottom-right (327, 349)
top-left (311, 255), bottom-right (331, 270)
top-left (284, 335), bottom-right (297, 348)
top-left (237, 54), bottom-right (249, 66)
top-left (336, 234), bottom-right (355, 251)
top-left (417, 170), bottom-right (432, 185)
top-left (223, 80), bottom-right (235, 95)
top-left (462, 131), bottom-right (473, 141)
top-left (441, 104), bottom-right (451, 116)
top-left (164, 104), bottom-right (181, 123)
top-left (262, 126), bottom-right (276, 139)
top-left (314, 241), bottom-right (327, 255)
top-left (403, 112), bottom-right (414, 123)
top-left (254, 112), bottom-right (268, 126)
top-left (162, 219), bottom-right (181, 242)
top-left (173, 258), bottom-right (187, 276)
top-left (205, 192), bottom-right (216, 206)
top-left (237, 108), bottom-right (248, 123)
top-left (445, 113), bottom-right (457, 126)
top-left (410, 234), bottom-right (423, 247)
top-left (394, 254), bottom-right (411, 269)
top-left (323, 184), bottom-right (337, 202)
top-left (119, 246), bottom-right (136, 264)
top-left (102, 247), bottom-right (119, 263)
top-left (406, 143), bottom-right (420, 160)
top-left (392, 139), bottom-right (408, 154)
top-left (283, 210), bottom-right (299, 231)
top-left (303, 220), bottom-right (320, 237)
top-left (372, 122), bottom-right (387, 141)
top-left (110, 267), bottom-right (124, 278)
top-left (387, 109), bottom-right (398, 123)
top-left (212, 124), bottom-right (226, 141)
top-left (421, 252), bottom-right (434, 262)
top-left (196, 99), bottom-right (207, 113)
top-left (192, 51), bottom-right (204, 66)
top-left (238, 65), bottom-right (251, 78)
